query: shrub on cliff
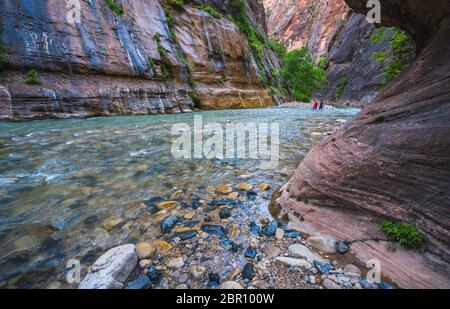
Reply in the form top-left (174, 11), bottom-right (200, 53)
top-left (24, 69), bottom-right (42, 85)
top-left (380, 220), bottom-right (426, 252)
top-left (370, 28), bottom-right (415, 87)
top-left (105, 0), bottom-right (123, 15)
top-left (281, 48), bottom-right (327, 102)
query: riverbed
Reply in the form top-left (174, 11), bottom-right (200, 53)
top-left (0, 107), bottom-right (359, 288)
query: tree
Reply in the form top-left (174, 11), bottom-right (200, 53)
top-left (281, 47), bottom-right (327, 102)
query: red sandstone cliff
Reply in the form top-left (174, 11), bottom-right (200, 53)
top-left (263, 0), bottom-right (390, 105)
top-left (0, 0), bottom-right (279, 120)
top-left (277, 0), bottom-right (450, 288)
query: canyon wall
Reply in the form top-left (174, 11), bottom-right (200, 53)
top-left (263, 0), bottom-right (389, 105)
top-left (0, 0), bottom-right (278, 120)
top-left (277, 0), bottom-right (450, 288)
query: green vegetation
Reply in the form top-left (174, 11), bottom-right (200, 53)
top-left (225, 0), bottom-right (267, 57)
top-left (24, 69), bottom-right (42, 85)
top-left (196, 4), bottom-right (221, 18)
top-left (370, 27), bottom-right (415, 87)
top-left (219, 75), bottom-right (229, 84)
top-left (0, 43), bottom-right (7, 81)
top-left (268, 36), bottom-right (287, 59)
top-left (380, 220), bottom-right (426, 252)
top-left (161, 0), bottom-right (177, 40)
top-left (105, 0), bottom-right (123, 15)
top-left (281, 47), bottom-right (327, 102)
top-left (336, 76), bottom-right (348, 99)
top-left (153, 33), bottom-right (171, 82)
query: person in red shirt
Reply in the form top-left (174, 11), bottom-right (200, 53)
top-left (313, 100), bottom-right (319, 110)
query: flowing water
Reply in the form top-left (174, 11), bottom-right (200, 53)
top-left (0, 107), bottom-right (359, 288)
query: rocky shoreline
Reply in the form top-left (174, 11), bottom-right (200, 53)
top-left (78, 178), bottom-right (392, 290)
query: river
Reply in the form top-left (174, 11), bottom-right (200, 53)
top-left (0, 107), bottom-right (359, 288)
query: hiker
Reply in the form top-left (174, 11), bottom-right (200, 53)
top-left (319, 100), bottom-right (324, 110)
top-left (313, 100), bottom-right (319, 110)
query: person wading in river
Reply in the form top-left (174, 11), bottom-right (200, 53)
top-left (312, 100), bottom-right (319, 110)
top-left (319, 100), bottom-right (324, 110)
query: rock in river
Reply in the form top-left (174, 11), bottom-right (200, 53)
top-left (323, 278), bottom-right (342, 289)
top-left (242, 263), bottom-right (256, 281)
top-left (126, 275), bottom-right (151, 289)
top-left (209, 273), bottom-right (221, 287)
top-left (167, 257), bottom-right (184, 268)
top-left (135, 243), bottom-right (155, 260)
top-left (160, 215), bottom-right (178, 234)
top-left (337, 241), bottom-right (349, 254)
top-left (171, 230), bottom-right (197, 241)
top-left (275, 257), bottom-right (312, 269)
top-left (262, 221), bottom-right (278, 236)
top-left (79, 244), bottom-right (137, 289)
top-left (244, 247), bottom-right (257, 259)
top-left (219, 207), bottom-right (231, 219)
top-left (147, 267), bottom-right (163, 285)
top-left (221, 281), bottom-right (243, 289)
top-left (201, 224), bottom-right (227, 237)
top-left (307, 236), bottom-right (337, 254)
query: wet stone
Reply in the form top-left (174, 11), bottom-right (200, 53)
top-left (160, 215), bottom-right (178, 234)
top-left (147, 267), bottom-right (163, 285)
top-left (244, 247), bottom-right (257, 259)
top-left (209, 273), bottom-right (220, 287)
top-left (219, 207), bottom-right (231, 219)
top-left (313, 260), bottom-right (334, 274)
top-left (126, 275), bottom-right (151, 289)
top-left (242, 263), bottom-right (256, 281)
top-left (262, 221), bottom-right (278, 236)
top-left (171, 230), bottom-right (197, 241)
top-left (201, 224), bottom-right (227, 237)
top-left (246, 191), bottom-right (258, 201)
top-left (145, 196), bottom-right (165, 207)
top-left (249, 222), bottom-right (261, 235)
top-left (337, 241), bottom-right (349, 254)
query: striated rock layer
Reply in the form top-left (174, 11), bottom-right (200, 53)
top-left (277, 0), bottom-right (450, 288)
top-left (0, 0), bottom-right (276, 120)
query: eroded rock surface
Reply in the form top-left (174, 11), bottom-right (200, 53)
top-left (0, 0), bottom-right (276, 120)
top-left (277, 0), bottom-right (450, 288)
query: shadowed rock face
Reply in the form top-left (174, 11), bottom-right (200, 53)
top-left (263, 0), bottom-right (389, 105)
top-left (0, 0), bottom-right (276, 120)
top-left (278, 0), bottom-right (450, 288)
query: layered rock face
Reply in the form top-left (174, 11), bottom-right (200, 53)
top-left (263, 0), bottom-right (389, 105)
top-left (277, 0), bottom-right (450, 288)
top-left (0, 0), bottom-right (276, 120)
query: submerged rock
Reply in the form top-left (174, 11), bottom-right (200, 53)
top-left (201, 224), bottom-right (227, 237)
top-left (219, 207), bottom-right (231, 219)
top-left (244, 247), bottom-right (257, 259)
top-left (147, 267), bottom-right (163, 285)
top-left (135, 243), bottom-right (155, 260)
top-left (242, 263), bottom-right (256, 281)
top-left (171, 230), bottom-right (197, 241)
top-left (126, 275), bottom-right (151, 289)
top-left (323, 278), bottom-right (342, 289)
top-left (209, 273), bottom-right (220, 287)
top-left (79, 244), bottom-right (137, 289)
top-left (262, 221), bottom-right (278, 236)
top-left (160, 215), bottom-right (178, 234)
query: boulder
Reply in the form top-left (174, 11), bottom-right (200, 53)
top-left (79, 244), bottom-right (137, 289)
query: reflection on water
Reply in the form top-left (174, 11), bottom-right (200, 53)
top-left (0, 107), bottom-right (359, 288)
